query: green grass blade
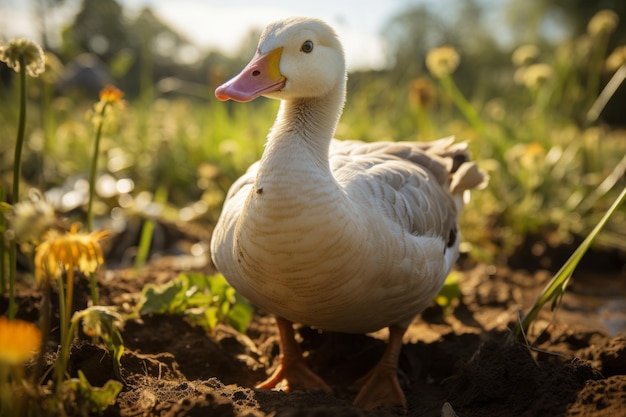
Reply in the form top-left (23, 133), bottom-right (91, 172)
top-left (134, 185), bottom-right (168, 272)
top-left (513, 186), bottom-right (626, 342)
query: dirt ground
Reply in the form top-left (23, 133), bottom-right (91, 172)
top-left (6, 227), bottom-right (626, 417)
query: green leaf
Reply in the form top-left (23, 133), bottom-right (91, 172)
top-left (137, 280), bottom-right (186, 315)
top-left (204, 306), bottom-right (219, 330)
top-left (75, 306), bottom-right (126, 382)
top-left (67, 370), bottom-right (123, 414)
top-left (185, 271), bottom-right (212, 291)
top-left (106, 327), bottom-right (125, 382)
top-left (136, 272), bottom-right (254, 334)
top-left (206, 273), bottom-right (230, 298)
top-left (435, 271), bottom-right (461, 311)
top-left (228, 293), bottom-right (255, 333)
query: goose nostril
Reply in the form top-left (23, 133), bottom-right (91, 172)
top-left (252, 70), bottom-right (261, 77)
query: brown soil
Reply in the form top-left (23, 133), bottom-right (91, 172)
top-left (5, 235), bottom-right (626, 417)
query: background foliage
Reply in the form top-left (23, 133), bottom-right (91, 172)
top-left (1, 0), bottom-right (625, 263)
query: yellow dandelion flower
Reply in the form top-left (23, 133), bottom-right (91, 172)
top-left (89, 85), bottom-right (125, 127)
top-left (408, 77), bottom-right (436, 108)
top-left (606, 45), bottom-right (626, 71)
top-left (426, 46), bottom-right (460, 78)
top-left (587, 9), bottom-right (619, 37)
top-left (0, 38), bottom-right (45, 77)
top-left (520, 142), bottom-right (545, 170)
top-left (512, 44), bottom-right (540, 67)
top-left (99, 85), bottom-right (124, 104)
top-left (525, 142), bottom-right (545, 157)
top-left (0, 316), bottom-right (41, 366)
top-left (516, 63), bottom-right (554, 89)
top-left (35, 224), bottom-right (108, 284)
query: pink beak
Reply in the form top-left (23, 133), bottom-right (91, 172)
top-left (215, 47), bottom-right (286, 102)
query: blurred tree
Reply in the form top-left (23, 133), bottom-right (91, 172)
top-left (131, 7), bottom-right (198, 66)
top-left (33, 0), bottom-right (68, 49)
top-left (65, 0), bottom-right (129, 61)
top-left (126, 7), bottom-right (199, 97)
top-left (506, 0), bottom-right (626, 44)
top-left (380, 1), bottom-right (511, 107)
top-left (383, 6), bottom-right (448, 84)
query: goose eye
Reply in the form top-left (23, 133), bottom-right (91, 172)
top-left (301, 40), bottom-right (314, 53)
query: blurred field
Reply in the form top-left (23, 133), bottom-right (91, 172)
top-left (1, 1), bottom-right (625, 263)
top-left (1, 3), bottom-right (626, 416)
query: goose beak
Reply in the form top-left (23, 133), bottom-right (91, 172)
top-left (215, 47), bottom-right (286, 102)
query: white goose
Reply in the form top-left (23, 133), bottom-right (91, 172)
top-left (211, 17), bottom-right (487, 409)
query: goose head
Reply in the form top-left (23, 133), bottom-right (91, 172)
top-left (215, 17), bottom-right (346, 103)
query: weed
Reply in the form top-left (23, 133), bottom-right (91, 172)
top-left (510, 186), bottom-right (626, 344)
top-left (137, 272), bottom-right (254, 333)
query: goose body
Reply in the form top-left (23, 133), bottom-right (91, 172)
top-left (211, 17), bottom-right (486, 409)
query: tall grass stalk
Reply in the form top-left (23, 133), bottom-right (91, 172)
top-left (586, 30), bottom-right (612, 112)
top-left (511, 186), bottom-right (626, 343)
top-left (586, 63), bottom-right (626, 124)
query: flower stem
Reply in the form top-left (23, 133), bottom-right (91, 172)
top-left (0, 186), bottom-right (5, 294)
top-left (439, 74), bottom-right (485, 134)
top-left (34, 278), bottom-right (52, 383)
top-left (55, 310), bottom-right (80, 395)
top-left (65, 268), bottom-right (74, 338)
top-left (13, 57), bottom-right (27, 202)
top-left (87, 102), bottom-right (108, 233)
top-left (57, 274), bottom-right (66, 346)
top-left (85, 102), bottom-right (109, 306)
top-left (7, 59), bottom-right (28, 320)
top-left (7, 241), bottom-right (16, 320)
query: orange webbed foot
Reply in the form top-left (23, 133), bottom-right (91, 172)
top-left (256, 317), bottom-right (332, 393)
top-left (256, 356), bottom-right (332, 392)
top-left (353, 325), bottom-right (408, 411)
top-left (353, 362), bottom-right (406, 410)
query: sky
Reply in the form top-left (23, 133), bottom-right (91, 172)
top-left (0, 0), bottom-right (426, 71)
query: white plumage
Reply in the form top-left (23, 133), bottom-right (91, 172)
top-left (210, 16), bottom-right (487, 409)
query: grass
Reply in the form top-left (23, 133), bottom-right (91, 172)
top-left (0, 9), bottom-right (625, 416)
top-left (511, 186), bottom-right (626, 344)
top-left (0, 15), bottom-right (623, 308)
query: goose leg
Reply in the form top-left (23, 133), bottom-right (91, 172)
top-left (353, 325), bottom-right (407, 410)
top-left (256, 316), bottom-right (332, 393)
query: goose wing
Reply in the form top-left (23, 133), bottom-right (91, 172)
top-left (329, 137), bottom-right (484, 243)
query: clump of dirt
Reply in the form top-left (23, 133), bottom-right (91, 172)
top-left (5, 255), bottom-right (626, 416)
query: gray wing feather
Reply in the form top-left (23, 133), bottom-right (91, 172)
top-left (329, 137), bottom-right (479, 240)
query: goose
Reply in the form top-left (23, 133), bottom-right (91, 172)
top-left (211, 17), bottom-right (487, 410)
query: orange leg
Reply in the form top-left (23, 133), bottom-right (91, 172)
top-left (256, 317), bottom-right (332, 393)
top-left (353, 325), bottom-right (407, 410)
